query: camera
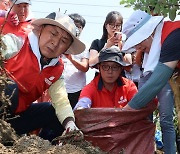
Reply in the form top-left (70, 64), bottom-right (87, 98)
top-left (114, 32), bottom-right (121, 38)
top-left (114, 32), bottom-right (126, 41)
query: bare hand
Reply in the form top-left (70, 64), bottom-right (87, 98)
top-left (106, 32), bottom-right (122, 49)
top-left (122, 104), bottom-right (136, 111)
top-left (7, 12), bottom-right (19, 26)
top-left (63, 54), bottom-right (72, 61)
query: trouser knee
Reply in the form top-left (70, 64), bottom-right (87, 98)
top-left (160, 115), bottom-right (174, 131)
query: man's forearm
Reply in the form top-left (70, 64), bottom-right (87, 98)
top-left (128, 62), bottom-right (174, 109)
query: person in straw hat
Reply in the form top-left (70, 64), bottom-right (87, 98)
top-left (122, 10), bottom-right (180, 153)
top-left (1, 11), bottom-right (85, 141)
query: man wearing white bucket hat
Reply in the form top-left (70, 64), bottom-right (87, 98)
top-left (1, 11), bottom-right (85, 141)
top-left (122, 10), bottom-right (180, 153)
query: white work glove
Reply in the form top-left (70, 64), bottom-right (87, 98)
top-left (57, 121), bottom-right (83, 146)
top-left (62, 121), bottom-right (79, 135)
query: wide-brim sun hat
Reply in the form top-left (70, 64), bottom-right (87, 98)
top-left (122, 10), bottom-right (164, 52)
top-left (99, 46), bottom-right (131, 67)
top-left (32, 12), bottom-right (85, 55)
top-left (12, 0), bottom-right (31, 4)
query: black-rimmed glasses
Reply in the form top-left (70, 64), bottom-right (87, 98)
top-left (108, 23), bottom-right (122, 29)
top-left (101, 64), bottom-right (121, 71)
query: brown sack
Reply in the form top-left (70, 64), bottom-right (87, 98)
top-left (75, 102), bottom-right (156, 154)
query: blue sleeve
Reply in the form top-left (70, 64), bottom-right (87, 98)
top-left (128, 62), bottom-right (174, 109)
top-left (73, 97), bottom-right (92, 110)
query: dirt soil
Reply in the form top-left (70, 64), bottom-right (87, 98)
top-left (0, 120), bottom-right (106, 154)
top-left (0, 50), bottom-right (106, 154)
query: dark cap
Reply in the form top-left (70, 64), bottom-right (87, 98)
top-left (99, 46), bottom-right (130, 66)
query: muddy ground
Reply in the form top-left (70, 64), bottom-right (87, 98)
top-left (0, 119), bottom-right (106, 154)
top-left (0, 51), bottom-right (105, 154)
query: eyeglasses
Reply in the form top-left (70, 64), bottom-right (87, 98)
top-left (101, 64), bottom-right (121, 71)
top-left (74, 23), bottom-right (83, 37)
top-left (108, 23), bottom-right (122, 29)
top-left (74, 22), bottom-right (83, 30)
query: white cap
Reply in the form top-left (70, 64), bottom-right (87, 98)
top-left (12, 0), bottom-right (31, 5)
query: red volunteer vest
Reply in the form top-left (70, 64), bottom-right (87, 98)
top-left (4, 38), bottom-right (64, 113)
top-left (161, 21), bottom-right (180, 68)
top-left (80, 75), bottom-right (138, 108)
top-left (0, 17), bottom-right (33, 38)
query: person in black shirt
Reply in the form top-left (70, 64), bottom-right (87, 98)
top-left (122, 10), bottom-right (180, 154)
top-left (89, 11), bottom-right (123, 67)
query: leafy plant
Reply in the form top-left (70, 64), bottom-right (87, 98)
top-left (120, 0), bottom-right (180, 20)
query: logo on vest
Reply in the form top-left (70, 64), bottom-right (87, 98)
top-left (118, 96), bottom-right (127, 104)
top-left (45, 76), bottom-right (55, 85)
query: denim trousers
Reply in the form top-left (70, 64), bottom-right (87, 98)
top-left (139, 72), bottom-right (176, 154)
top-left (7, 102), bottom-right (64, 142)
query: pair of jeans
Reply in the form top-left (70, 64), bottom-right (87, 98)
top-left (8, 102), bottom-right (64, 142)
top-left (139, 72), bottom-right (176, 154)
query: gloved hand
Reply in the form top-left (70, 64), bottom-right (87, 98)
top-left (6, 12), bottom-right (19, 26)
top-left (57, 121), bottom-right (83, 146)
top-left (62, 121), bottom-right (79, 135)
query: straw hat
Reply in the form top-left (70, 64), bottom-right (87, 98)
top-left (122, 10), bottom-right (163, 51)
top-left (32, 12), bottom-right (86, 55)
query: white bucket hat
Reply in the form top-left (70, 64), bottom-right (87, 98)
top-left (12, 0), bottom-right (31, 4)
top-left (32, 12), bottom-right (85, 55)
top-left (122, 10), bottom-right (164, 51)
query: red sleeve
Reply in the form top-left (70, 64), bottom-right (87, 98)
top-left (79, 81), bottom-right (96, 101)
top-left (127, 80), bottom-right (138, 102)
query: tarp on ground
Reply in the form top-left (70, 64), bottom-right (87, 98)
top-left (75, 102), bottom-right (156, 154)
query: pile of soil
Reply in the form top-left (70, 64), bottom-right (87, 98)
top-left (0, 50), bottom-right (105, 154)
top-left (0, 109), bottom-right (104, 154)
top-left (0, 120), bottom-right (106, 154)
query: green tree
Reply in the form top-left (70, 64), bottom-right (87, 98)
top-left (120, 0), bottom-right (180, 20)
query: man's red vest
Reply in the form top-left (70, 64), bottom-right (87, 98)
top-left (161, 21), bottom-right (180, 68)
top-left (4, 38), bottom-right (64, 113)
top-left (0, 17), bottom-right (33, 39)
